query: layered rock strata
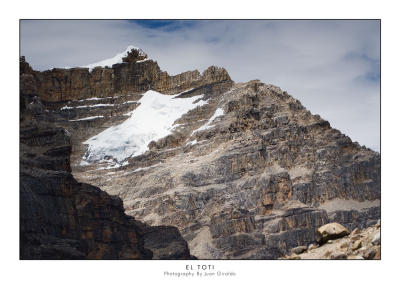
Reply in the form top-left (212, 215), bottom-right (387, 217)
top-left (21, 47), bottom-right (380, 259)
top-left (20, 62), bottom-right (193, 260)
top-left (23, 49), bottom-right (232, 103)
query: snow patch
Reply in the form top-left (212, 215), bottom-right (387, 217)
top-left (120, 163), bottom-right (162, 176)
top-left (192, 107), bottom-right (224, 135)
top-left (81, 45), bottom-right (148, 72)
top-left (61, 103), bottom-right (114, 110)
top-left (132, 163), bottom-right (162, 173)
top-left (187, 139), bottom-right (198, 146)
top-left (80, 160), bottom-right (90, 166)
top-left (136, 59), bottom-right (150, 63)
top-left (60, 105), bottom-right (74, 110)
top-left (62, 101), bottom-right (134, 111)
top-left (93, 159), bottom-right (129, 170)
top-left (69, 115), bottom-right (104, 122)
top-left (82, 90), bottom-right (207, 163)
top-left (78, 96), bottom-right (115, 102)
top-left (76, 104), bottom-right (114, 109)
top-left (193, 99), bottom-right (209, 107)
top-left (186, 139), bottom-right (207, 146)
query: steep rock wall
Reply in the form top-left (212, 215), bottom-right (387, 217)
top-left (19, 65), bottom-right (193, 260)
top-left (23, 48), bottom-right (232, 103)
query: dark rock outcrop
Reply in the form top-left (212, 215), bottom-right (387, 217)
top-left (19, 63), bottom-right (193, 260)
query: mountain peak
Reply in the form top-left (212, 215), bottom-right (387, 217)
top-left (122, 46), bottom-right (148, 63)
top-left (83, 46), bottom-right (149, 71)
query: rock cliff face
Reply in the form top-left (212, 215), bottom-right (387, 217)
top-left (20, 60), bottom-right (193, 259)
top-left (22, 47), bottom-right (380, 259)
top-left (25, 48), bottom-right (232, 102)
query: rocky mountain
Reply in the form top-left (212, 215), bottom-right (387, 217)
top-left (20, 47), bottom-right (380, 259)
top-left (20, 58), bottom-right (193, 259)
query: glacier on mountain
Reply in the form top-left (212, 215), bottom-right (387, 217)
top-left (82, 90), bottom-right (206, 163)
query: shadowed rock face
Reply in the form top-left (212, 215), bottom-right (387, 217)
top-left (21, 47), bottom-right (380, 259)
top-left (19, 61), bottom-right (193, 260)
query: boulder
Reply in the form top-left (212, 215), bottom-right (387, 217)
top-left (308, 243), bottom-right (318, 251)
top-left (351, 240), bottom-right (362, 251)
top-left (363, 248), bottom-right (377, 260)
top-left (316, 223), bottom-right (350, 244)
top-left (371, 232), bottom-right (380, 245)
top-left (348, 255), bottom-right (364, 260)
top-left (340, 241), bottom-right (350, 249)
top-left (291, 245), bottom-right (307, 255)
top-left (330, 252), bottom-right (348, 260)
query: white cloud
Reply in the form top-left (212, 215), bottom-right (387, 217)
top-left (20, 20), bottom-right (380, 151)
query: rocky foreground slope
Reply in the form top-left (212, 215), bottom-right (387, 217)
top-left (21, 47), bottom-right (380, 259)
top-left (20, 61), bottom-right (193, 259)
top-left (282, 221), bottom-right (381, 260)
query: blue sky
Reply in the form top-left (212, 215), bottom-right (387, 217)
top-left (20, 20), bottom-right (380, 151)
top-left (130, 20), bottom-right (197, 30)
